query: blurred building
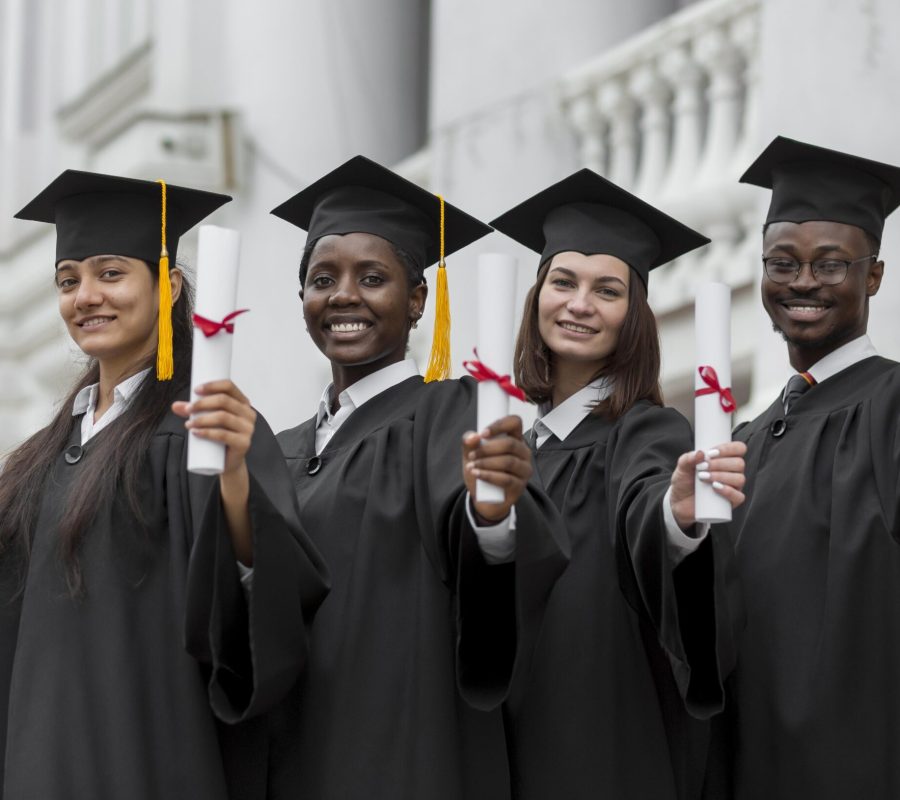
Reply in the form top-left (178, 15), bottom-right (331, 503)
top-left (2, 0), bottom-right (899, 450)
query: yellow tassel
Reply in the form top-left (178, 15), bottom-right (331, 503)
top-left (155, 180), bottom-right (174, 381)
top-left (424, 194), bottom-right (451, 382)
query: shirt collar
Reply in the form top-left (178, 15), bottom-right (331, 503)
top-left (535, 378), bottom-right (611, 443)
top-left (315, 359), bottom-right (419, 426)
top-left (71, 368), bottom-right (151, 417)
top-left (804, 334), bottom-right (878, 385)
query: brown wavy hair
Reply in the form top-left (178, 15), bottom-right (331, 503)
top-left (513, 257), bottom-right (663, 419)
top-left (0, 265), bottom-right (194, 596)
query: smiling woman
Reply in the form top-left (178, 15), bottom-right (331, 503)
top-left (0, 170), bottom-right (329, 799)
top-left (266, 155), bottom-right (568, 799)
top-left (490, 168), bottom-right (747, 799)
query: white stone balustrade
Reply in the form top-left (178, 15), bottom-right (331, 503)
top-left (560, 0), bottom-right (762, 314)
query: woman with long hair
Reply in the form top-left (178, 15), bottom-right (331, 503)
top-left (489, 169), bottom-right (746, 799)
top-left (266, 156), bottom-right (567, 798)
top-left (0, 171), bottom-right (328, 799)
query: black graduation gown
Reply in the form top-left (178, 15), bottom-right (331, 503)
top-left (269, 375), bottom-right (568, 799)
top-left (0, 410), bottom-right (329, 800)
top-left (505, 401), bottom-right (741, 800)
top-left (704, 356), bottom-right (900, 799)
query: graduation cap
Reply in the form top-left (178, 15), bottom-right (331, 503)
top-left (740, 135), bottom-right (900, 241)
top-left (271, 155), bottom-right (492, 381)
top-left (489, 169), bottom-right (710, 288)
top-left (15, 169), bottom-right (231, 380)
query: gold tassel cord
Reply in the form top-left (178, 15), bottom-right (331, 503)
top-left (155, 179), bottom-right (174, 380)
top-left (424, 194), bottom-right (451, 382)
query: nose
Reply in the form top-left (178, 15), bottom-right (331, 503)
top-left (73, 275), bottom-right (103, 310)
top-left (565, 289), bottom-right (594, 316)
top-left (327, 276), bottom-right (361, 307)
top-left (788, 261), bottom-right (821, 292)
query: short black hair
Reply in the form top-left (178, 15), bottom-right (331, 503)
top-left (761, 222), bottom-right (881, 257)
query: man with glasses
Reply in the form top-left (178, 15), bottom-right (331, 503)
top-left (703, 136), bottom-right (900, 799)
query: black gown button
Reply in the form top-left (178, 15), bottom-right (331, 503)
top-left (64, 445), bottom-right (84, 464)
top-left (770, 419), bottom-right (787, 438)
top-left (306, 456), bottom-right (322, 475)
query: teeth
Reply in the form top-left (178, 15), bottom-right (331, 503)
top-left (560, 322), bottom-right (595, 334)
top-left (81, 317), bottom-right (113, 328)
top-left (786, 306), bottom-right (825, 312)
top-left (330, 322), bottom-right (370, 332)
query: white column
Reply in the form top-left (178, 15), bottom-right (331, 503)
top-left (658, 44), bottom-right (706, 205)
top-left (631, 61), bottom-right (672, 200)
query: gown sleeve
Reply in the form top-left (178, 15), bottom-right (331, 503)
top-left (183, 411), bottom-right (330, 724)
top-left (411, 378), bottom-right (569, 712)
top-left (610, 403), bottom-right (742, 718)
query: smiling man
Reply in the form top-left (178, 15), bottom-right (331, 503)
top-left (703, 136), bottom-right (900, 799)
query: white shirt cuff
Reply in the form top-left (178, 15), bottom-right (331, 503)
top-left (237, 561), bottom-right (254, 593)
top-left (465, 494), bottom-right (517, 565)
top-left (663, 486), bottom-right (710, 559)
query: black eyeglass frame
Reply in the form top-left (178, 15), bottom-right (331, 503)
top-left (761, 254), bottom-right (878, 285)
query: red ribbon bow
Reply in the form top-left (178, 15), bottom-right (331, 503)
top-left (462, 349), bottom-right (527, 402)
top-left (694, 365), bottom-right (736, 413)
top-left (192, 309), bottom-right (250, 338)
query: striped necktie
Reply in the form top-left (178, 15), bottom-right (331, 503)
top-left (782, 371), bottom-right (816, 414)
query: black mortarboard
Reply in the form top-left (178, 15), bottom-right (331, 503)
top-left (270, 155), bottom-right (492, 381)
top-left (270, 155), bottom-right (491, 272)
top-left (740, 136), bottom-right (900, 241)
top-left (15, 169), bottom-right (231, 266)
top-left (489, 169), bottom-right (710, 288)
top-left (15, 169), bottom-right (231, 380)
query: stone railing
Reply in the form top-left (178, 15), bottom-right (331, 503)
top-left (560, 0), bottom-right (762, 313)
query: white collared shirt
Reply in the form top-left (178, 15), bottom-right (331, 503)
top-left (531, 379), bottom-right (703, 557)
top-left (795, 333), bottom-right (877, 387)
top-left (312, 359), bottom-right (515, 564)
top-left (314, 359), bottom-right (419, 455)
top-left (534, 379), bottom-right (611, 449)
top-left (72, 368), bottom-right (151, 443)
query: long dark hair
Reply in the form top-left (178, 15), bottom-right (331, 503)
top-left (514, 258), bottom-right (663, 419)
top-left (0, 265), bottom-right (195, 595)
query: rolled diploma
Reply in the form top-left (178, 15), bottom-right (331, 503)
top-left (475, 253), bottom-right (518, 503)
top-left (694, 282), bottom-right (733, 523)
top-left (187, 225), bottom-right (242, 475)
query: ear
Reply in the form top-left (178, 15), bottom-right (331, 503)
top-left (409, 280), bottom-right (428, 321)
top-left (169, 267), bottom-right (184, 304)
top-left (866, 259), bottom-right (884, 297)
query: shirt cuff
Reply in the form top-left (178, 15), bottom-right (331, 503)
top-left (465, 494), bottom-right (517, 565)
top-left (237, 561), bottom-right (254, 593)
top-left (663, 486), bottom-right (710, 559)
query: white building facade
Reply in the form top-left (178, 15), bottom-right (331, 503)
top-left (2, 0), bottom-right (899, 450)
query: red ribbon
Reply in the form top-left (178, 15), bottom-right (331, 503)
top-left (462, 349), bottom-right (526, 402)
top-left (192, 309), bottom-right (250, 338)
top-left (694, 365), bottom-right (736, 413)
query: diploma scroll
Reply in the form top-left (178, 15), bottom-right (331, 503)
top-left (475, 254), bottom-right (518, 504)
top-left (694, 282), bottom-right (733, 523)
top-left (187, 225), bottom-right (243, 476)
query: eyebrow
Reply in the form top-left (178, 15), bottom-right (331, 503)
top-left (764, 243), bottom-right (853, 257)
top-left (549, 265), bottom-right (628, 288)
top-left (55, 255), bottom-right (131, 272)
top-left (309, 258), bottom-right (392, 270)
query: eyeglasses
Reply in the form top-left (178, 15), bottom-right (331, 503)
top-left (762, 254), bottom-right (877, 285)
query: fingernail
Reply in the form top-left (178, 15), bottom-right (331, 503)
top-left (698, 471), bottom-right (711, 481)
top-left (706, 448), bottom-right (720, 458)
top-left (480, 428), bottom-right (491, 438)
top-left (696, 461), bottom-right (709, 471)
top-left (712, 480), bottom-right (724, 490)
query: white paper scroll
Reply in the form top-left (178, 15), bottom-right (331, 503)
top-left (694, 282), bottom-right (733, 523)
top-left (474, 253), bottom-right (519, 503)
top-left (187, 225), bottom-right (242, 476)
